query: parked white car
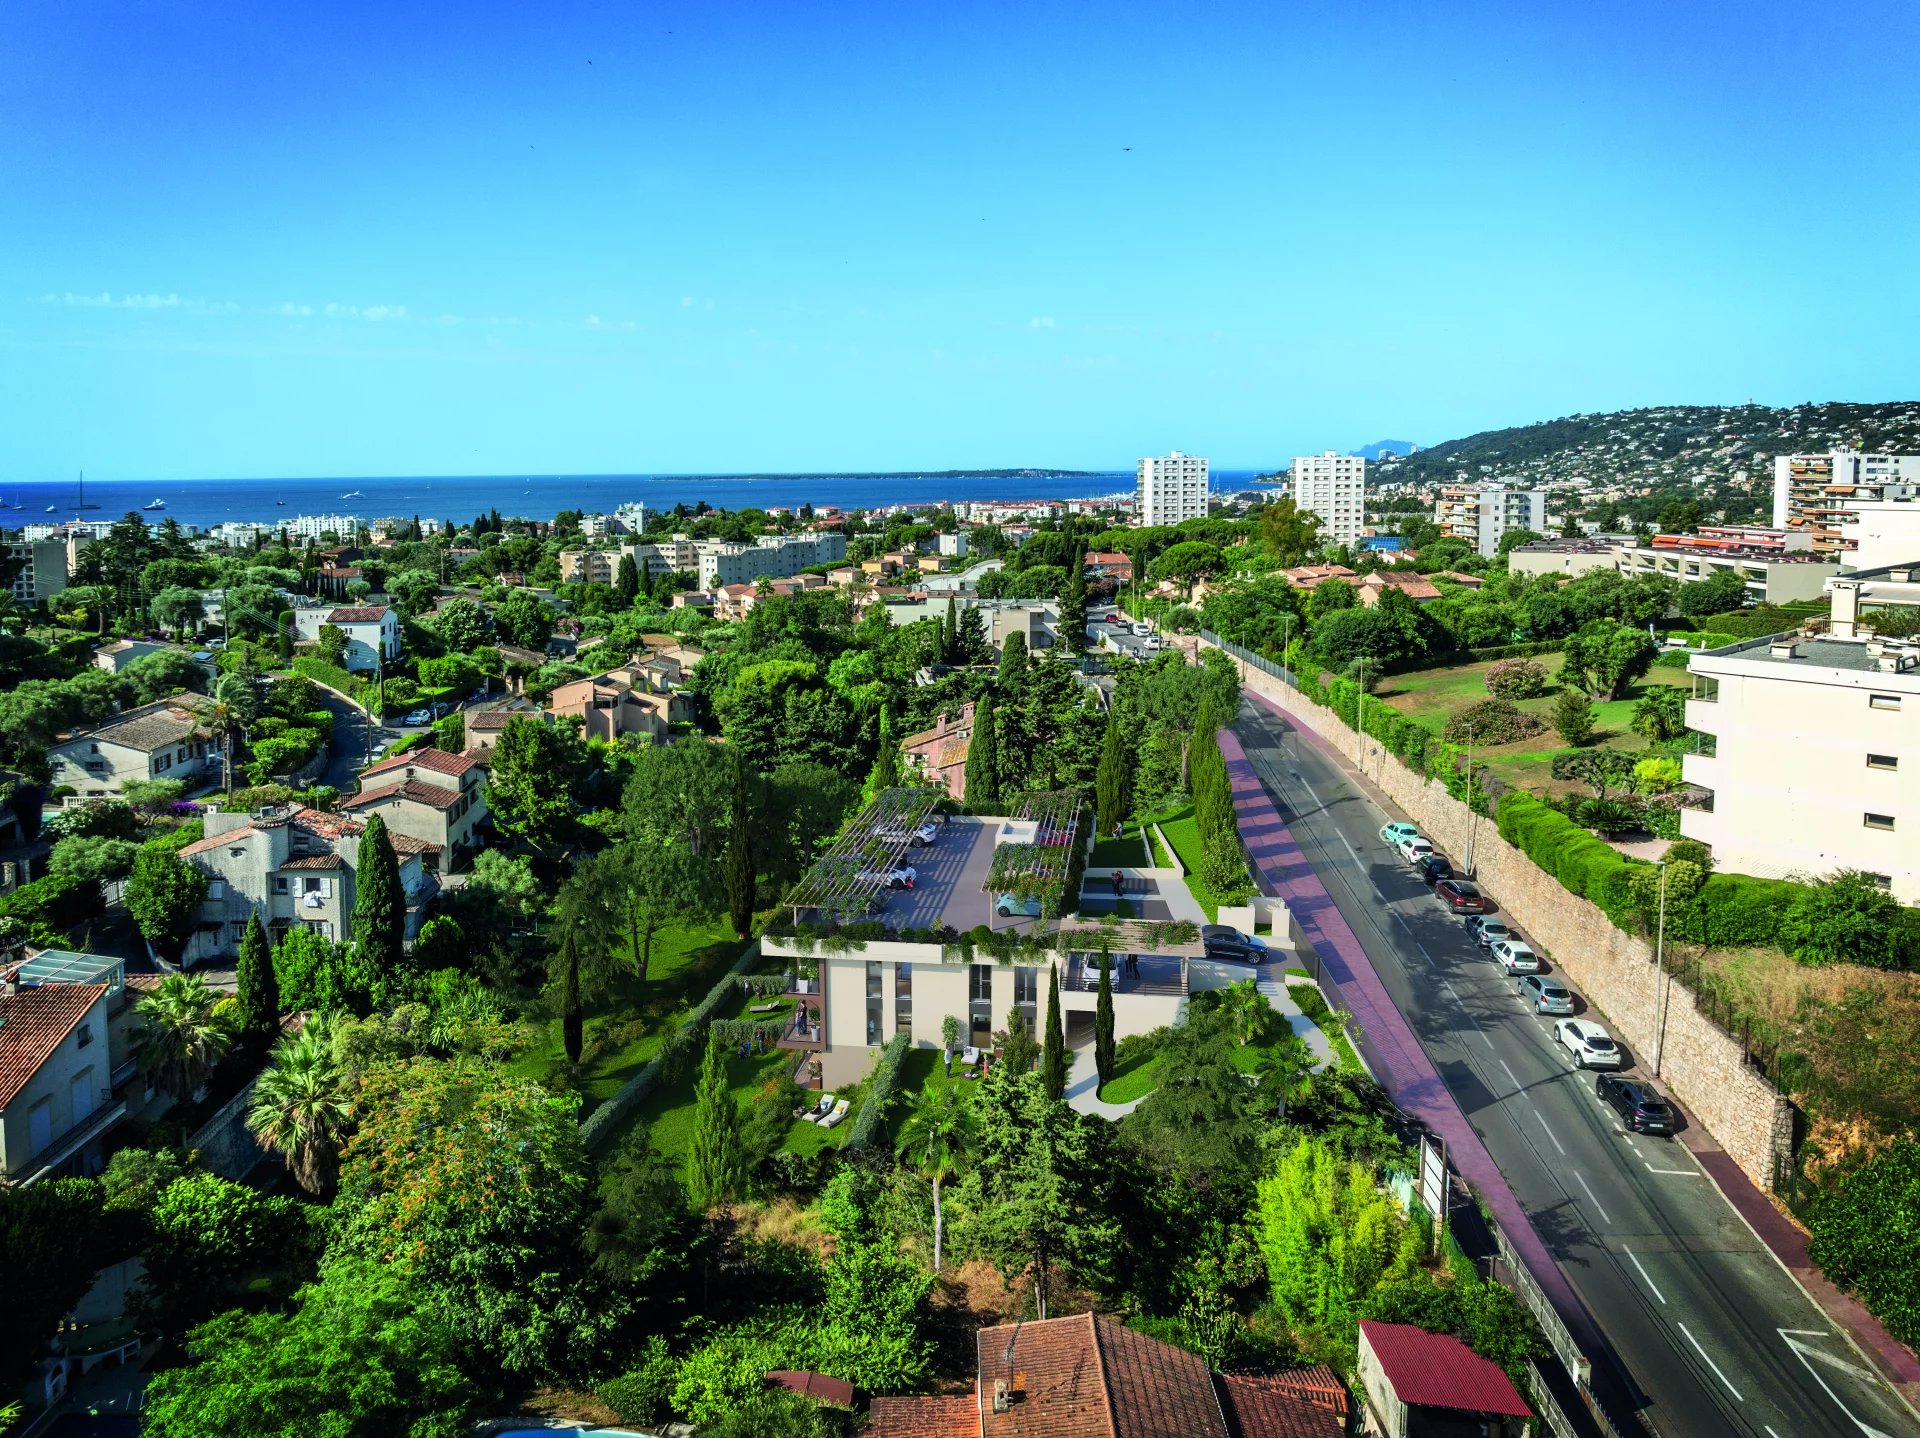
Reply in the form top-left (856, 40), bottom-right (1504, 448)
top-left (858, 865), bottom-right (917, 889)
top-left (878, 819), bottom-right (940, 847)
top-left (1555, 1019), bottom-right (1622, 1069)
top-left (1490, 939), bottom-right (1540, 974)
top-left (1395, 834), bottom-right (1435, 863)
top-left (1131, 622), bottom-right (1154, 637)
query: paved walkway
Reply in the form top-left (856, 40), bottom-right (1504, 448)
top-left (1064, 1043), bottom-right (1145, 1119)
top-left (1219, 719), bottom-right (1607, 1360)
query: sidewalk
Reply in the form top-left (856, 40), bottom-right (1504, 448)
top-left (1063, 1044), bottom-right (1145, 1119)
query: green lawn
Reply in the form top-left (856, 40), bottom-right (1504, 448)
top-left (1374, 658), bottom-right (1691, 796)
top-left (1090, 825), bottom-right (1153, 868)
top-left (505, 918), bottom-right (750, 1117)
top-left (1150, 802), bottom-right (1233, 919)
top-left (1099, 1032), bottom-right (1293, 1104)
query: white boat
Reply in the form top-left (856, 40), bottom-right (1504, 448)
top-left (341, 489), bottom-right (365, 499)
top-left (143, 497), bottom-right (166, 511)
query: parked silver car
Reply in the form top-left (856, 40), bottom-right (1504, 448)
top-left (1518, 974), bottom-right (1575, 1015)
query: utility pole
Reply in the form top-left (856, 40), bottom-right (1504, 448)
top-left (1355, 655), bottom-right (1370, 778)
top-left (1464, 724), bottom-right (1478, 876)
top-left (1652, 862), bottom-right (1671, 1077)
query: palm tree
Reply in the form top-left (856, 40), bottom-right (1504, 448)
top-left (247, 1018), bottom-right (351, 1196)
top-left (134, 972), bottom-right (231, 1101)
top-left (204, 699), bottom-right (239, 796)
top-left (1219, 977), bottom-right (1276, 1046)
top-left (895, 1084), bottom-right (981, 1270)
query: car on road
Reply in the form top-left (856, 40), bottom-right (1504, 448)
top-left (1413, 853), bottom-right (1454, 885)
top-left (1434, 878), bottom-right (1490, 913)
top-left (1380, 821), bottom-right (1421, 847)
top-left (1597, 1074), bottom-right (1675, 1135)
top-left (1490, 938), bottom-right (1540, 974)
top-left (1104, 613), bottom-right (1126, 624)
top-left (1518, 974), bottom-right (1575, 1015)
top-left (878, 819), bottom-right (940, 847)
top-left (1394, 834), bottom-right (1435, 863)
top-left (1131, 622), bottom-right (1154, 637)
top-left (858, 865), bottom-right (917, 890)
top-left (429, 701), bottom-right (453, 720)
top-left (402, 707), bottom-right (432, 726)
top-left (1466, 916), bottom-right (1513, 949)
top-left (1555, 1019), bottom-right (1622, 1069)
top-left (1200, 924), bottom-right (1268, 964)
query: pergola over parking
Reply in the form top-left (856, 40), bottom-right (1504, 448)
top-left (981, 790), bottom-right (1085, 918)
top-left (785, 786), bottom-right (946, 924)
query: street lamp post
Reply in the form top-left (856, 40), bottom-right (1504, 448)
top-left (1651, 861), bottom-right (1672, 1077)
top-left (1463, 724), bottom-right (1478, 876)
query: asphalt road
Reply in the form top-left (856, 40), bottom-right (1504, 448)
top-left (313, 689), bottom-right (417, 793)
top-left (1235, 700), bottom-right (1915, 1438)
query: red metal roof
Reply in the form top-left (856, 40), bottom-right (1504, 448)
top-left (765, 1370), bottom-right (857, 1407)
top-left (1358, 1322), bottom-right (1532, 1418)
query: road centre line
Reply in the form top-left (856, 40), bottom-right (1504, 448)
top-left (1499, 1058), bottom-right (1521, 1090)
top-left (1677, 1322), bottom-right (1745, 1402)
top-left (1574, 1169), bottom-right (1613, 1223)
top-left (1621, 1243), bottom-right (1667, 1305)
top-left (1533, 1107), bottom-right (1568, 1156)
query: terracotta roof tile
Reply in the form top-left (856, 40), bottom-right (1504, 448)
top-left (362, 747), bottom-right (476, 780)
top-left (869, 1395), bottom-right (979, 1438)
top-left (325, 605), bottom-right (390, 624)
top-left (0, 983), bottom-right (108, 1109)
top-left (1098, 1317), bottom-right (1231, 1438)
top-left (1358, 1322), bottom-right (1531, 1418)
top-left (1215, 1369), bottom-right (1348, 1438)
top-left (341, 779), bottom-right (462, 812)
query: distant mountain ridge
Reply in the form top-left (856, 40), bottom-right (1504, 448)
top-left (1385, 401), bottom-right (1920, 488)
top-left (1352, 440), bottom-right (1419, 460)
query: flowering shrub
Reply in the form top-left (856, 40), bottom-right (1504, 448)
top-left (1484, 658), bottom-right (1549, 699)
top-left (1442, 698), bottom-right (1544, 746)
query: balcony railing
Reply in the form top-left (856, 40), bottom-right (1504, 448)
top-left (776, 1014), bottom-right (825, 1052)
top-left (1064, 953), bottom-right (1185, 998)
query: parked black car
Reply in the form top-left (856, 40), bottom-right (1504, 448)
top-left (1200, 923), bottom-right (1268, 965)
top-left (1597, 1075), bottom-right (1674, 1135)
top-left (1413, 853), bottom-right (1454, 885)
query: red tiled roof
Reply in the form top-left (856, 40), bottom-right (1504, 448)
top-left (326, 605), bottom-right (390, 624)
top-left (869, 1395), bottom-right (979, 1438)
top-left (765, 1371), bottom-right (856, 1407)
top-left (1358, 1321), bottom-right (1531, 1418)
top-left (974, 1312), bottom-right (1230, 1438)
top-left (1215, 1369), bottom-right (1348, 1438)
top-left (340, 779), bottom-right (461, 812)
top-left (363, 746), bottom-right (476, 780)
top-left (1098, 1317), bottom-right (1231, 1438)
top-left (0, 983), bottom-right (107, 1109)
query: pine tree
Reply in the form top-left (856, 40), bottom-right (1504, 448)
top-left (723, 755), bottom-right (756, 940)
top-left (964, 695), bottom-right (1000, 812)
top-left (687, 1031), bottom-right (747, 1210)
top-left (1094, 951), bottom-right (1116, 1091)
top-left (614, 553), bottom-right (640, 607)
top-left (865, 708), bottom-right (903, 802)
top-left (1095, 713), bottom-right (1128, 838)
top-left (1041, 965), bottom-right (1066, 1101)
top-left (234, 912), bottom-right (279, 1050)
top-left (559, 928), bottom-right (584, 1063)
top-left (350, 814), bottom-right (405, 978)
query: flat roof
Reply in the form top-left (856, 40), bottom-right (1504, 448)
top-left (1718, 634), bottom-right (1920, 675)
top-left (868, 817), bottom-right (1000, 931)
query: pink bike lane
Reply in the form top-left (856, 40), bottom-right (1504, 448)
top-left (1219, 724), bottom-right (1607, 1359)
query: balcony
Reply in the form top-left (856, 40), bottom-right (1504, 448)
top-left (1063, 953), bottom-right (1186, 998)
top-left (17, 1095), bottom-right (127, 1187)
top-left (776, 1012), bottom-right (825, 1052)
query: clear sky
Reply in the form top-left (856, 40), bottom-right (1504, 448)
top-left (2, 0), bottom-right (1917, 480)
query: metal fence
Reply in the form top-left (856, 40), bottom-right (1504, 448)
top-left (1200, 628), bottom-right (1299, 688)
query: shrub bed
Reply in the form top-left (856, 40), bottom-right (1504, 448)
top-left (1442, 698), bottom-right (1544, 745)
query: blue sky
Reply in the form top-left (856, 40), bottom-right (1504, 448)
top-left (2, 0), bottom-right (1917, 479)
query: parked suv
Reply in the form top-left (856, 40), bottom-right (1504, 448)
top-left (1434, 878), bottom-right (1490, 913)
top-left (1555, 1019), bottom-right (1622, 1069)
top-left (1517, 974), bottom-right (1574, 1015)
top-left (1413, 853), bottom-right (1453, 885)
top-left (1200, 924), bottom-right (1268, 965)
top-left (878, 819), bottom-right (940, 847)
top-left (858, 865), bottom-right (917, 890)
top-left (1598, 1075), bottom-right (1674, 1135)
top-left (402, 707), bottom-right (432, 726)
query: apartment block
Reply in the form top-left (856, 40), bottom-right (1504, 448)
top-left (1291, 451), bottom-right (1367, 545)
top-left (558, 546), bottom-right (630, 585)
top-left (1842, 499), bottom-right (1920, 573)
top-left (1613, 527), bottom-right (1838, 605)
top-left (4, 536), bottom-right (71, 606)
top-left (286, 513), bottom-right (363, 542)
top-left (1771, 448), bottom-right (1920, 556)
top-left (1683, 612), bottom-right (1920, 901)
top-left (697, 531), bottom-right (847, 587)
top-left (1136, 451), bottom-right (1210, 526)
top-left (1434, 483), bottom-right (1548, 558)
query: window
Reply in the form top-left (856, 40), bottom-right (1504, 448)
top-left (1014, 966), bottom-right (1037, 1007)
top-left (303, 876), bottom-right (323, 894)
top-left (272, 876), bottom-right (289, 894)
top-left (1870, 694), bottom-right (1901, 711)
top-left (76, 1022), bottom-right (92, 1048)
top-left (1864, 872), bottom-right (1894, 890)
top-left (229, 846), bottom-right (246, 858)
top-left (970, 964), bottom-right (993, 1003)
top-left (1867, 754), bottom-right (1899, 771)
top-left (1864, 813), bottom-right (1896, 831)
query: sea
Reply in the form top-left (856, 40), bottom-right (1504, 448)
top-left (0, 470), bottom-right (1270, 532)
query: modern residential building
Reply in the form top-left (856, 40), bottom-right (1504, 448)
top-left (1506, 536), bottom-right (1627, 579)
top-left (1844, 499), bottom-right (1920, 573)
top-left (1682, 604), bottom-right (1920, 901)
top-left (178, 803), bottom-right (437, 960)
top-left (697, 531), bottom-right (848, 587)
top-left (936, 530), bottom-right (969, 558)
top-left (286, 513), bottom-right (363, 542)
top-left (1772, 448), bottom-right (1920, 556)
top-left (1434, 482), bottom-right (1549, 558)
top-left (48, 693), bottom-right (218, 800)
top-left (1136, 451), bottom-right (1210, 526)
top-left (4, 536), bottom-right (71, 607)
top-left (1613, 527), bottom-right (1838, 605)
top-left (1292, 451), bottom-right (1368, 545)
top-left (291, 604), bottom-right (402, 671)
top-left (866, 1311), bottom-right (1348, 1438)
top-left (1355, 1320), bottom-right (1532, 1438)
top-left (339, 747), bottom-right (489, 869)
top-left (557, 547), bottom-right (629, 585)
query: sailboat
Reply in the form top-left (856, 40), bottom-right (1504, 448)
top-left (72, 470), bottom-right (99, 511)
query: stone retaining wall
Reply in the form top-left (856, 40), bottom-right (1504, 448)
top-left (1214, 644), bottom-right (1795, 1191)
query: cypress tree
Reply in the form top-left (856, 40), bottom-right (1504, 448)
top-left (1041, 964), bottom-right (1066, 1101)
top-left (1059, 539), bottom-right (1089, 652)
top-left (1095, 712), bottom-right (1127, 837)
top-left (943, 596), bottom-right (959, 664)
top-left (997, 630), bottom-right (1029, 693)
top-left (614, 552), bottom-right (640, 606)
top-left (963, 695), bottom-right (1000, 812)
top-left (1094, 951), bottom-right (1116, 1091)
top-left (687, 1031), bottom-right (747, 1210)
top-left (865, 708), bottom-right (902, 802)
top-left (723, 755), bottom-right (756, 940)
top-left (560, 928), bottom-right (584, 1063)
top-left (234, 912), bottom-right (279, 1049)
top-left (350, 814), bottom-right (405, 977)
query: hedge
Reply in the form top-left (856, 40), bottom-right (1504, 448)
top-left (0, 872), bottom-right (104, 934)
top-left (842, 1031), bottom-right (911, 1150)
top-left (290, 655), bottom-right (368, 705)
top-left (1669, 872), bottom-right (1800, 947)
top-left (578, 941), bottom-right (763, 1150)
top-left (1495, 792), bottom-right (1643, 928)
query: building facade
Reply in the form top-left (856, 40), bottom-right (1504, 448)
top-left (1434, 483), bottom-right (1548, 557)
top-left (1613, 528), bottom-right (1838, 605)
top-left (339, 747), bottom-right (489, 868)
top-left (697, 531), bottom-right (848, 588)
top-left (292, 604), bottom-right (402, 671)
top-left (1291, 451), bottom-right (1368, 545)
top-left (4, 536), bottom-right (71, 607)
top-left (48, 694), bottom-right (217, 800)
top-left (1842, 499), bottom-right (1920, 572)
top-left (1136, 451), bottom-right (1210, 526)
top-left (1772, 449), bottom-right (1920, 556)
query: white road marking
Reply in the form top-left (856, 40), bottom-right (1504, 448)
top-left (1678, 1321), bottom-right (1745, 1402)
top-left (1573, 1169), bottom-right (1611, 1222)
top-left (1533, 1108), bottom-right (1568, 1156)
top-left (1621, 1243), bottom-right (1667, 1305)
top-left (1767, 1426), bottom-right (1785, 1438)
top-left (1644, 1162), bottom-right (1700, 1176)
top-left (1778, 1329), bottom-right (1894, 1436)
top-left (1498, 1059), bottom-right (1521, 1090)
top-left (1339, 835), bottom-right (1368, 880)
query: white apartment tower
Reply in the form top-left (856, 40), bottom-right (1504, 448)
top-left (1435, 482), bottom-right (1549, 558)
top-left (1771, 448), bottom-right (1920, 556)
top-left (1135, 451), bottom-right (1210, 526)
top-left (1291, 452), bottom-right (1368, 545)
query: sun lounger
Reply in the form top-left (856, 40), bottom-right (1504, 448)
top-left (799, 1093), bottom-right (836, 1123)
top-left (819, 1098), bottom-right (851, 1129)
top-left (962, 1046), bottom-right (981, 1067)
top-left (749, 1002), bottom-right (781, 1014)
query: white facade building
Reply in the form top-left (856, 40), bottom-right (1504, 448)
top-left (287, 513), bottom-right (363, 542)
top-left (1291, 451), bottom-right (1368, 545)
top-left (292, 604), bottom-right (402, 671)
top-left (5, 536), bottom-right (72, 606)
top-left (1135, 451), bottom-right (1210, 526)
top-left (697, 532), bottom-right (848, 588)
top-left (1840, 499), bottom-right (1920, 573)
top-left (1771, 449), bottom-right (1920, 556)
top-left (1435, 483), bottom-right (1549, 558)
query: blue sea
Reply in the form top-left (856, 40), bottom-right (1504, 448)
top-left (0, 470), bottom-right (1270, 532)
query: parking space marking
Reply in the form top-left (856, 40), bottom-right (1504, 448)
top-left (1678, 1322), bottom-right (1745, 1403)
top-left (1622, 1243), bottom-right (1667, 1305)
top-left (1574, 1169), bottom-right (1612, 1223)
